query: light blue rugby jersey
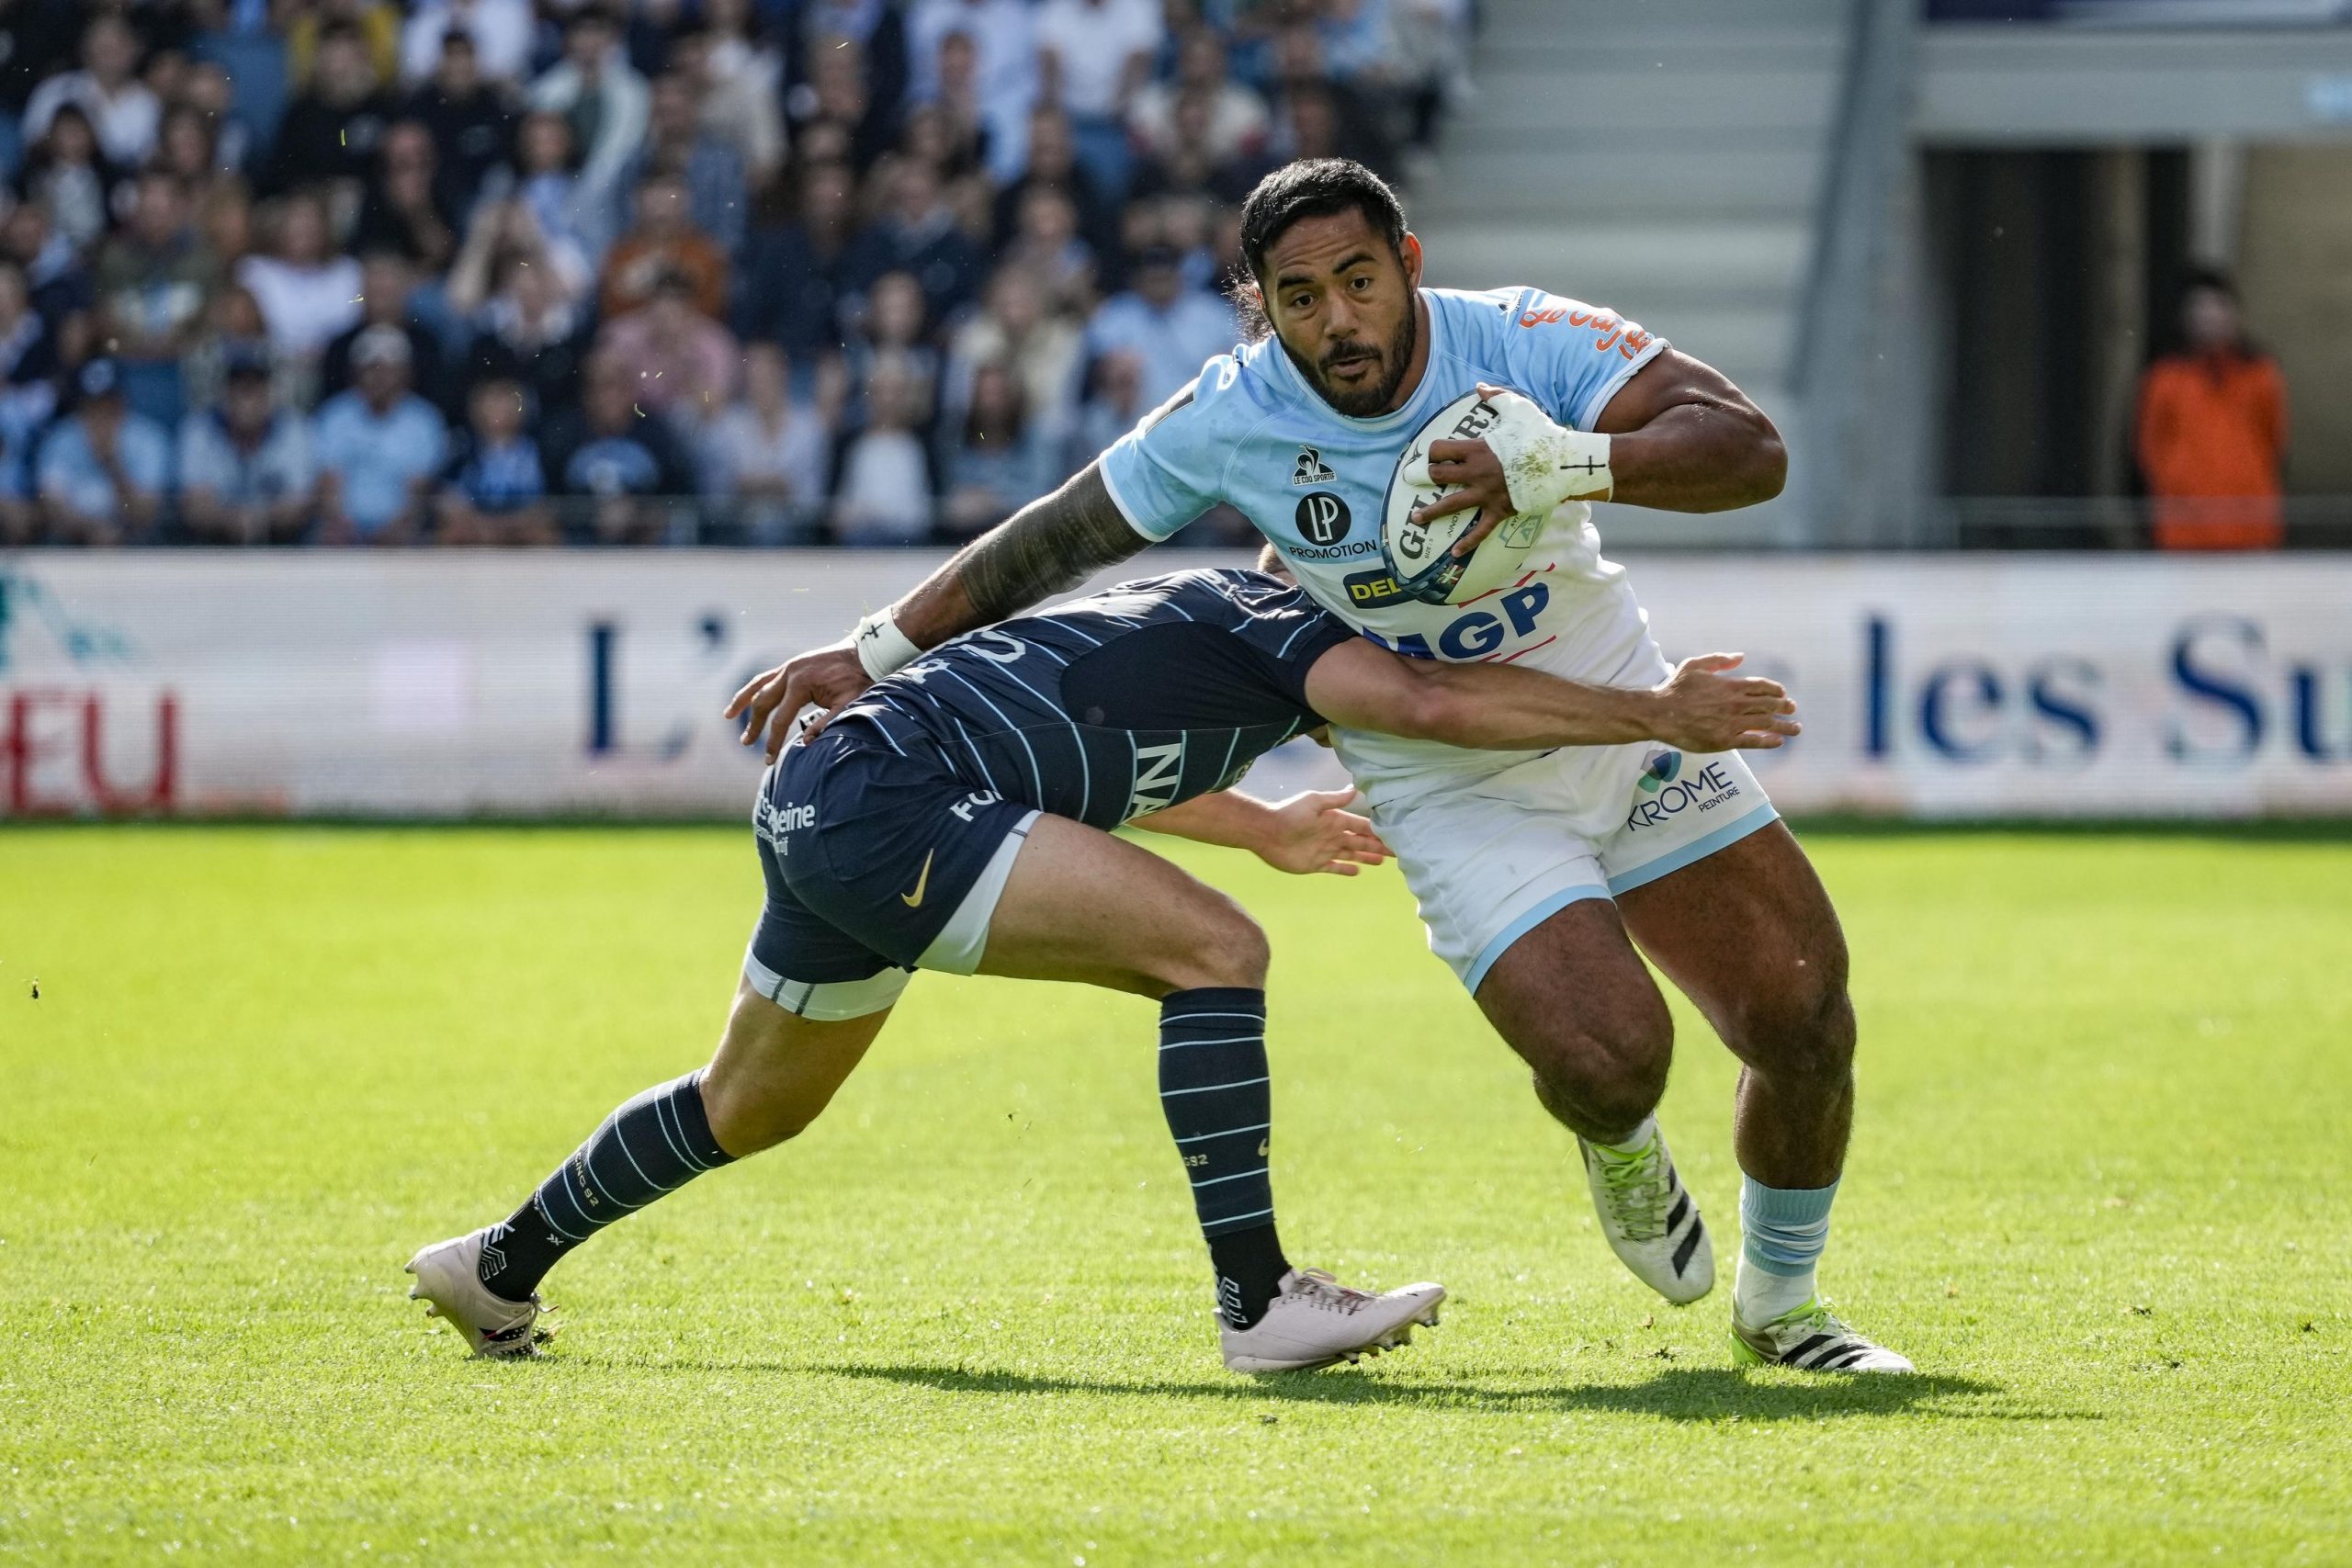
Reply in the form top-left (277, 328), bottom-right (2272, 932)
top-left (1097, 285), bottom-right (1668, 662)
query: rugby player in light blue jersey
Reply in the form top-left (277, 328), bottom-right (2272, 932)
top-left (738, 160), bottom-right (1912, 1374)
top-left (408, 566), bottom-right (1798, 1371)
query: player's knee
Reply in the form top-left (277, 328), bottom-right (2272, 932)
top-left (1162, 897), bottom-right (1269, 992)
top-left (1197, 904), bottom-right (1272, 989)
top-left (1531, 1043), bottom-right (1669, 1138)
top-left (1724, 955), bottom-right (1855, 1083)
top-left (1523, 999), bottom-right (1673, 1134)
top-left (1589, 1032), bottom-right (1673, 1132)
top-left (699, 1064), bottom-right (820, 1156)
top-left (718, 1108), bottom-right (810, 1156)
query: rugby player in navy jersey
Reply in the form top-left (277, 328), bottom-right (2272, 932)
top-left (407, 567), bottom-right (1797, 1371)
top-left (726, 159), bottom-right (1916, 1374)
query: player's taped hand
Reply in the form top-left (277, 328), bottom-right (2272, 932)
top-left (1408, 384), bottom-right (1611, 561)
top-left (1471, 386), bottom-right (1612, 516)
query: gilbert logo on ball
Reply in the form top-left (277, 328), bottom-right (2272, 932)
top-left (1380, 389), bottom-right (1551, 606)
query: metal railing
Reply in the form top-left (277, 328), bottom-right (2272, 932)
top-left (15, 492), bottom-right (2352, 552)
top-left (1939, 494), bottom-right (2352, 549)
top-left (1, 493), bottom-right (1266, 551)
top-left (1928, 0), bottom-right (2352, 22)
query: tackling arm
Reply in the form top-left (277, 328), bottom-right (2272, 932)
top-left (1131, 788), bottom-right (1391, 877)
top-left (1302, 638), bottom-right (1799, 754)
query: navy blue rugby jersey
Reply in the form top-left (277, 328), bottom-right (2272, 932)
top-left (826, 569), bottom-right (1356, 830)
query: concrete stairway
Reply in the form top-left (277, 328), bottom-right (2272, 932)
top-left (1409, 0), bottom-right (1857, 545)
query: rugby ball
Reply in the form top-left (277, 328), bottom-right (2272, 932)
top-left (1380, 390), bottom-right (1551, 605)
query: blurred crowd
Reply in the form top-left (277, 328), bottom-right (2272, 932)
top-left (0, 0), bottom-right (1472, 548)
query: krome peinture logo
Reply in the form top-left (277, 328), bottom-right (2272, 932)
top-left (1637, 748), bottom-right (1682, 794)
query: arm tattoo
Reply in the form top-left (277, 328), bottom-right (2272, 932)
top-left (955, 466), bottom-right (1153, 622)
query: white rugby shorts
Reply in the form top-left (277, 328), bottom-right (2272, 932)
top-left (1369, 739), bottom-right (1779, 994)
top-left (1334, 565), bottom-right (1781, 992)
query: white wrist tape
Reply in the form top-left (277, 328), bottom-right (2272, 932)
top-left (1477, 389), bottom-right (1613, 513)
top-left (851, 607), bottom-right (922, 681)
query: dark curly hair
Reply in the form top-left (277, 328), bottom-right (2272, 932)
top-left (1228, 158), bottom-right (1408, 342)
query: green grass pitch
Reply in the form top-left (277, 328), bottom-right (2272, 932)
top-left (4, 823), bottom-right (2349, 1564)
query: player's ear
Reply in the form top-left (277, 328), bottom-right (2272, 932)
top-left (1400, 231), bottom-right (1424, 290)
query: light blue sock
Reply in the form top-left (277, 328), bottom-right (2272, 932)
top-left (1735, 1177), bottom-right (1838, 1323)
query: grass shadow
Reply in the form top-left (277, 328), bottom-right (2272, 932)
top-left (730, 1360), bottom-right (2083, 1424)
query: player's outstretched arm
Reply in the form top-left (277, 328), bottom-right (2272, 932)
top-left (1132, 788), bottom-right (1391, 877)
top-left (1302, 639), bottom-right (1799, 754)
top-left (723, 464), bottom-right (1151, 760)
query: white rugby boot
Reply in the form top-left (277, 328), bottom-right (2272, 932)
top-left (1731, 1296), bottom-right (1915, 1373)
top-left (405, 1228), bottom-right (555, 1359)
top-left (1578, 1122), bottom-right (1714, 1304)
top-left (1219, 1268), bottom-right (1446, 1374)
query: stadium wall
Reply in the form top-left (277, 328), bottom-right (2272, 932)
top-left (4, 552), bottom-right (2349, 820)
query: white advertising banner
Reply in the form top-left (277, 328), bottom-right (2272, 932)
top-left (2, 550), bottom-right (2348, 818)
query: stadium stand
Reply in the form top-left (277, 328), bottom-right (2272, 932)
top-left (1409, 0), bottom-right (1847, 547)
top-left (0, 0), bottom-right (1466, 548)
top-left (6, 1), bottom-right (2347, 554)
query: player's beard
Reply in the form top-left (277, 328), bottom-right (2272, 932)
top-left (1290, 305), bottom-right (1419, 419)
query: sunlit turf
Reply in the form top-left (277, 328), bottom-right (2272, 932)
top-left (4, 823), bottom-right (2348, 1563)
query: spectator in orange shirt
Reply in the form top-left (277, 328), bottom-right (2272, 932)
top-left (600, 173), bottom-right (729, 323)
top-left (2135, 271), bottom-right (2290, 551)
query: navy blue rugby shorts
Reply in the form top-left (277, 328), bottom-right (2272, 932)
top-left (743, 717), bottom-right (1038, 1021)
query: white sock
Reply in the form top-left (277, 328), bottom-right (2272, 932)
top-left (1735, 1252), bottom-right (1815, 1325)
top-left (1592, 1114), bottom-right (1658, 1156)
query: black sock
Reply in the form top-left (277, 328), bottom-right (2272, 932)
top-left (1205, 1221), bottom-right (1290, 1330)
top-left (1157, 986), bottom-right (1291, 1328)
top-left (477, 1070), bottom-right (736, 1303)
